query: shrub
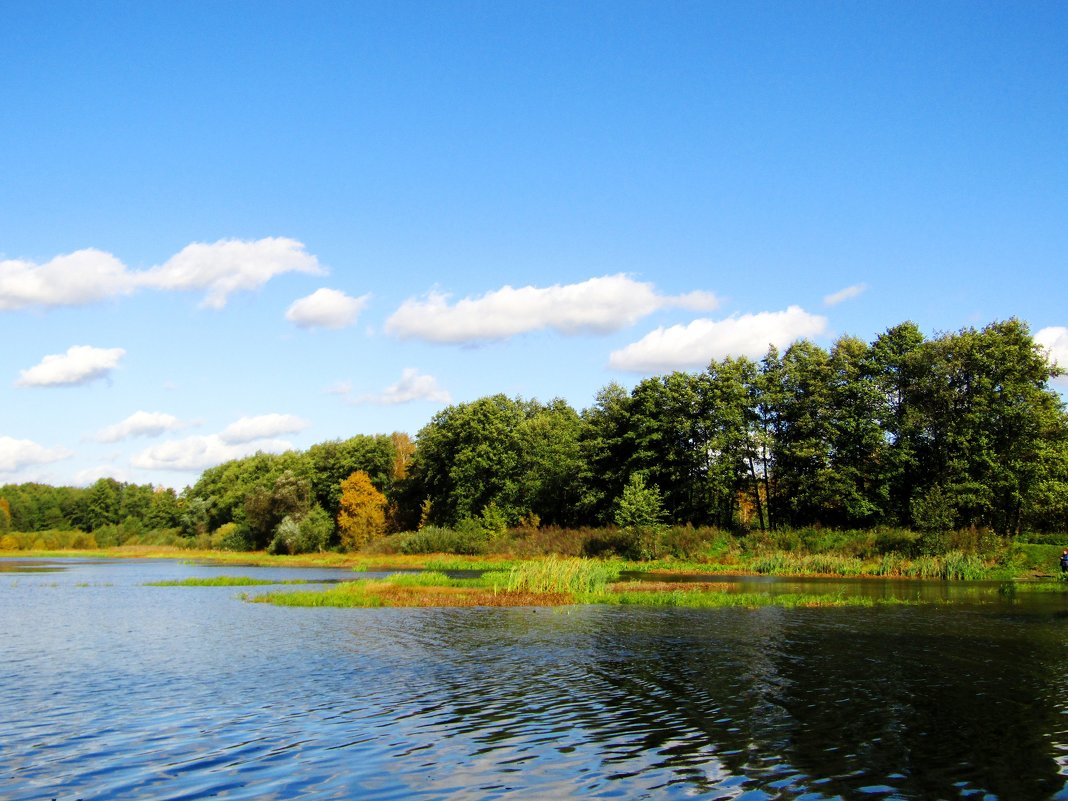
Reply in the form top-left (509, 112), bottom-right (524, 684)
top-left (214, 523), bottom-right (253, 551)
top-left (268, 516), bottom-right (302, 555)
top-left (396, 525), bottom-right (488, 555)
top-left (296, 505), bottom-right (333, 553)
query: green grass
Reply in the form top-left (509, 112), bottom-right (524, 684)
top-left (245, 565), bottom-right (924, 610)
top-left (246, 582), bottom-right (385, 607)
top-left (505, 556), bottom-right (624, 593)
top-left (585, 590), bottom-right (915, 608)
top-left (145, 575), bottom-right (316, 587)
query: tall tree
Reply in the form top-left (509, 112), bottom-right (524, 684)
top-left (337, 470), bottom-right (387, 550)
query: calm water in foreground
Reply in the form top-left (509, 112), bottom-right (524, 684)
top-left (3, 559), bottom-right (1068, 801)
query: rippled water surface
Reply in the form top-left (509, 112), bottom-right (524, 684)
top-left (4, 558), bottom-right (1068, 800)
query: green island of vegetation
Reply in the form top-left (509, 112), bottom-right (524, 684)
top-left (144, 575), bottom-right (317, 587)
top-left (4, 319), bottom-right (1068, 594)
top-left (240, 559), bottom-right (922, 609)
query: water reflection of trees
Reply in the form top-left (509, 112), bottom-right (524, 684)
top-left (359, 605), bottom-right (1068, 799)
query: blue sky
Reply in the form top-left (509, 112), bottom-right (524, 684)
top-left (2, 1), bottom-right (1067, 489)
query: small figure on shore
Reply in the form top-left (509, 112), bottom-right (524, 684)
top-left (1060, 550), bottom-right (1068, 574)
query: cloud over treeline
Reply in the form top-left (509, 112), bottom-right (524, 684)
top-left (385, 275), bottom-right (718, 344)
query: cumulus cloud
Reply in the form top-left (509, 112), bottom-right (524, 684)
top-left (139, 237), bottom-right (324, 309)
top-left (0, 237), bottom-right (324, 311)
top-left (131, 435), bottom-right (296, 472)
top-left (94, 411), bottom-right (188, 443)
top-left (823, 283), bottom-right (868, 306)
top-left (0, 249), bottom-right (136, 310)
top-left (609, 306), bottom-right (829, 372)
top-left (218, 413), bottom-right (309, 444)
top-left (0, 436), bottom-right (73, 473)
top-left (1036, 326), bottom-right (1068, 384)
top-left (285, 288), bottom-right (369, 329)
top-left (354, 368), bottom-right (452, 405)
top-left (16, 345), bottom-right (125, 387)
top-left (385, 275), bottom-right (719, 344)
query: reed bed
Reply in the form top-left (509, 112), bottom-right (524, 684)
top-left (505, 556), bottom-right (623, 594)
top-left (145, 576), bottom-right (316, 587)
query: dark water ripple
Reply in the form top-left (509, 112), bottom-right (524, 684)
top-left (4, 560), bottom-right (1068, 799)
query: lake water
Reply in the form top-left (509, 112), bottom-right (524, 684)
top-left (3, 558), bottom-right (1068, 801)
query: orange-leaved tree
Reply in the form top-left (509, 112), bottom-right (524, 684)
top-left (337, 470), bottom-right (387, 551)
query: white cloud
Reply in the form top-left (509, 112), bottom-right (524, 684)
top-left (0, 237), bottom-right (324, 312)
top-left (218, 413), bottom-right (309, 444)
top-left (1036, 326), bottom-right (1068, 385)
top-left (138, 237), bottom-right (324, 309)
top-left (94, 411), bottom-right (188, 443)
top-left (286, 288), bottom-right (369, 329)
top-left (355, 368), bottom-right (452, 405)
top-left (823, 283), bottom-right (868, 306)
top-left (0, 249), bottom-right (137, 310)
top-left (0, 436), bottom-right (73, 473)
top-left (609, 306), bottom-right (829, 372)
top-left (325, 380), bottom-right (352, 396)
top-left (385, 274), bottom-right (719, 344)
top-left (16, 345), bottom-right (125, 387)
top-left (131, 435), bottom-right (295, 472)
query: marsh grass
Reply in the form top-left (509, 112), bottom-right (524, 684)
top-left (247, 577), bottom-right (570, 608)
top-left (247, 566), bottom-right (921, 610)
top-left (505, 556), bottom-right (623, 594)
top-left (145, 576), bottom-right (316, 587)
top-left (588, 590), bottom-right (911, 609)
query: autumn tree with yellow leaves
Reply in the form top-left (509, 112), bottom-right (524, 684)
top-left (337, 470), bottom-right (387, 551)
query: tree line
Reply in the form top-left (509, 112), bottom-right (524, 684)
top-left (3, 319), bottom-right (1067, 550)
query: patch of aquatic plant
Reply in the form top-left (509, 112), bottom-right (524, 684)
top-left (419, 556), bottom-right (520, 572)
top-left (1005, 579), bottom-right (1068, 593)
top-left (145, 575), bottom-right (316, 587)
top-left (587, 590), bottom-right (913, 609)
top-left (506, 556), bottom-right (623, 594)
top-left (379, 571), bottom-right (502, 589)
top-left (249, 582), bottom-right (385, 607)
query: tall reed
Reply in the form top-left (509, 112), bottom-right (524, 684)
top-left (506, 556), bottom-right (622, 594)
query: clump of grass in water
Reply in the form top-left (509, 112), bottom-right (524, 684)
top-left (506, 556), bottom-right (622, 594)
top-left (246, 581), bottom-right (387, 607)
top-left (145, 576), bottom-right (315, 587)
top-left (583, 589), bottom-right (916, 608)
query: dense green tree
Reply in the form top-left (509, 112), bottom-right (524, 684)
top-left (303, 435), bottom-right (395, 521)
top-left (513, 399), bottom-right (585, 526)
top-left (868, 321), bottom-right (926, 524)
top-left (907, 319), bottom-right (1065, 534)
top-left (145, 486), bottom-right (182, 530)
top-left (627, 372), bottom-right (712, 525)
top-left (244, 470), bottom-right (312, 548)
top-left (703, 357), bottom-right (764, 529)
top-left (84, 478), bottom-right (122, 531)
top-left (411, 395), bottom-right (529, 526)
top-left (578, 383), bottom-right (636, 524)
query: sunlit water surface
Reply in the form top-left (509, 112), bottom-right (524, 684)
top-left (3, 558), bottom-right (1068, 800)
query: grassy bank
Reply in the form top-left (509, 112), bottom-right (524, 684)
top-left (4, 523), bottom-right (1063, 581)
